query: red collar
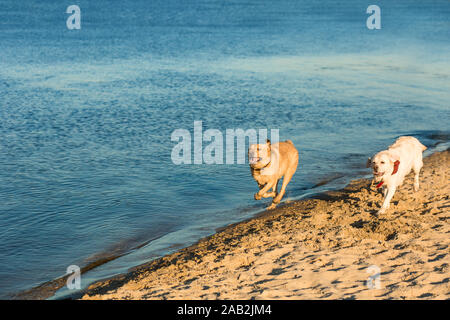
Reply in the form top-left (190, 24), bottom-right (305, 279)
top-left (375, 160), bottom-right (400, 188)
top-left (375, 181), bottom-right (384, 188)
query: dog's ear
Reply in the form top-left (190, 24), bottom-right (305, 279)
top-left (266, 139), bottom-right (271, 150)
top-left (389, 152), bottom-right (400, 174)
top-left (366, 157), bottom-right (372, 168)
top-left (387, 151), bottom-right (401, 174)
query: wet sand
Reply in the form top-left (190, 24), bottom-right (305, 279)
top-left (82, 150), bottom-right (449, 300)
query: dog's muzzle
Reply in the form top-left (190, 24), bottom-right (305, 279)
top-left (249, 157), bottom-right (261, 165)
top-left (372, 171), bottom-right (384, 182)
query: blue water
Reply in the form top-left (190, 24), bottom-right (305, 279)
top-left (0, 0), bottom-right (449, 298)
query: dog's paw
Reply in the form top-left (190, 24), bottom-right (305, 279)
top-left (266, 203), bottom-right (277, 210)
top-left (263, 191), bottom-right (276, 198)
top-left (254, 193), bottom-right (262, 200)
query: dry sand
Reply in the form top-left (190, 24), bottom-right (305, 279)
top-left (82, 150), bottom-right (449, 300)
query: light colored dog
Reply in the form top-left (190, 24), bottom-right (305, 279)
top-left (367, 136), bottom-right (427, 215)
top-left (248, 139), bottom-right (299, 210)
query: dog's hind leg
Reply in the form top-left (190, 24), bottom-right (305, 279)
top-left (272, 172), bottom-right (294, 206)
top-left (412, 156), bottom-right (423, 192)
top-left (273, 179), bottom-right (279, 196)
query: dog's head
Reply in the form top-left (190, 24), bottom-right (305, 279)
top-left (366, 151), bottom-right (400, 182)
top-left (248, 139), bottom-right (271, 169)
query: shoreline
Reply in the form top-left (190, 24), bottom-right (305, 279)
top-left (78, 149), bottom-right (449, 300)
top-left (12, 164), bottom-right (355, 300)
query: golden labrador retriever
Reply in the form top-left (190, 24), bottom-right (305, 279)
top-left (248, 139), bottom-right (299, 210)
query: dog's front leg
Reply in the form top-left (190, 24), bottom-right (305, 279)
top-left (254, 182), bottom-right (274, 200)
top-left (382, 186), bottom-right (388, 197)
top-left (378, 185), bottom-right (396, 215)
top-left (260, 179), bottom-right (279, 198)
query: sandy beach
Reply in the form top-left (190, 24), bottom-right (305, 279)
top-left (81, 150), bottom-right (449, 300)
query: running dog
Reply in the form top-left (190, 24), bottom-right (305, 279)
top-left (248, 139), bottom-right (299, 210)
top-left (367, 136), bottom-right (427, 215)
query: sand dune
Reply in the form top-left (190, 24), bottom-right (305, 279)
top-left (82, 150), bottom-right (449, 300)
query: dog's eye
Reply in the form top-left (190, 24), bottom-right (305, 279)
top-left (381, 161), bottom-right (385, 164)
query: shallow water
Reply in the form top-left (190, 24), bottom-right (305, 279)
top-left (0, 0), bottom-right (449, 298)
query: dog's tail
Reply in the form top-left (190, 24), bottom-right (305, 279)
top-left (420, 142), bottom-right (427, 151)
top-left (415, 139), bottom-right (427, 151)
top-left (411, 136), bottom-right (427, 151)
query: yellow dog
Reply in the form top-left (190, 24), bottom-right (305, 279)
top-left (248, 139), bottom-right (299, 210)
